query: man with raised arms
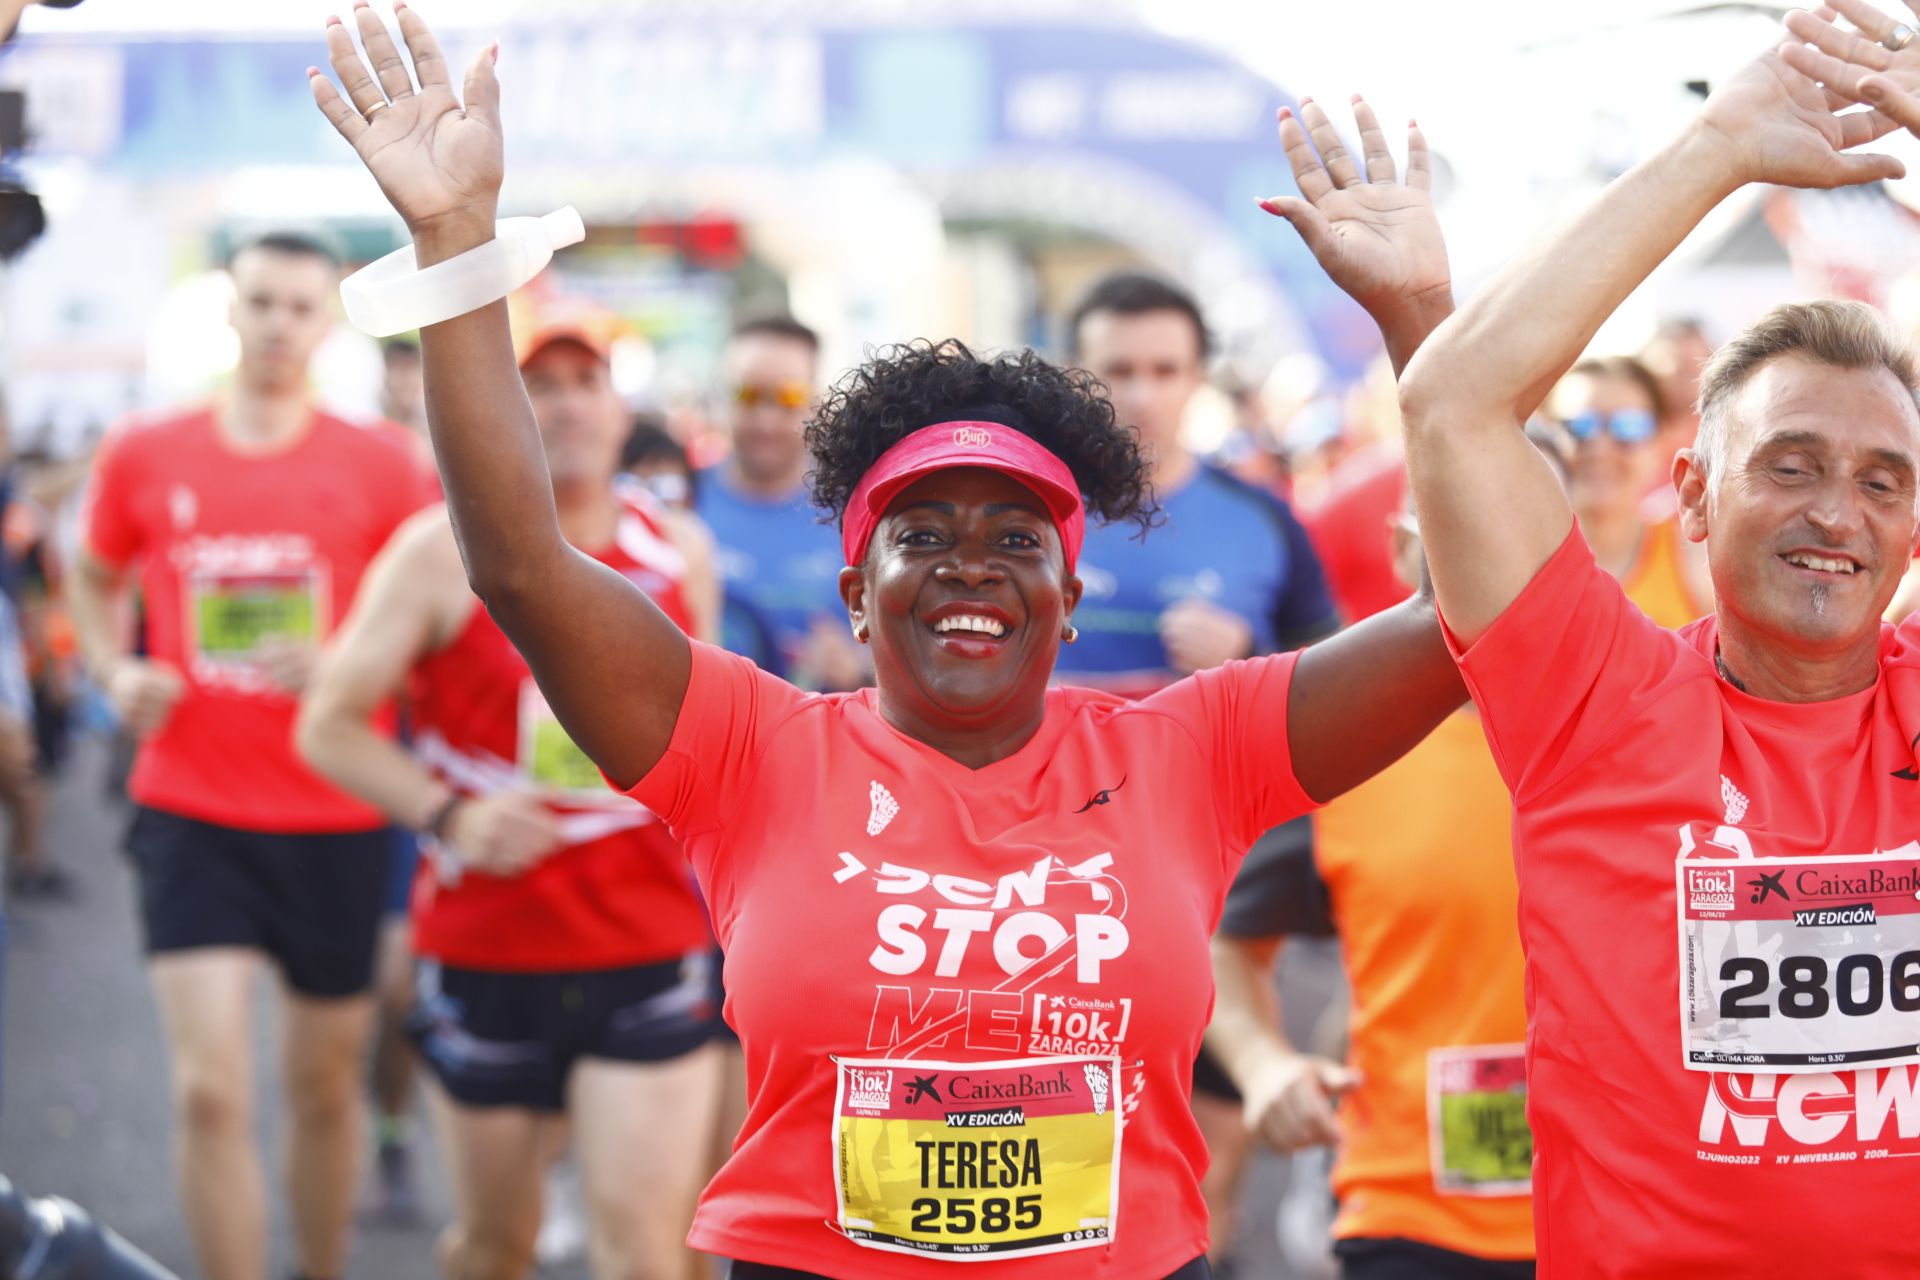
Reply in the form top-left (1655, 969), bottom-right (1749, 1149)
top-left (1397, 24), bottom-right (1920, 1277)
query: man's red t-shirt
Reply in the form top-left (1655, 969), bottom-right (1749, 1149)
top-left (1450, 529), bottom-right (1920, 1278)
top-left (409, 488), bottom-right (714, 972)
top-left (627, 642), bottom-right (1309, 1278)
top-left (85, 405), bottom-right (431, 833)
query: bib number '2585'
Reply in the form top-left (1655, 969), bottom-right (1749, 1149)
top-left (1677, 851), bottom-right (1920, 1072)
top-left (832, 1054), bottom-right (1121, 1260)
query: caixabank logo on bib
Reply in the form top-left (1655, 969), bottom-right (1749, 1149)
top-left (830, 851), bottom-right (1131, 1061)
top-left (1696, 1067), bottom-right (1920, 1164)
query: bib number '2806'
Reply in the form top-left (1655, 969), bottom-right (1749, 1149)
top-left (1677, 851), bottom-right (1920, 1072)
top-left (832, 1054), bottom-right (1121, 1260)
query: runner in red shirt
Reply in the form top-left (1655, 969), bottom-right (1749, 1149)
top-left (311, 12), bottom-right (1468, 1277)
top-left (69, 231), bottom-right (431, 1280)
top-left (1397, 35), bottom-right (1920, 1277)
top-left (298, 320), bottom-right (727, 1278)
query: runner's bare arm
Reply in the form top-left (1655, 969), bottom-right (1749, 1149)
top-left (69, 548), bottom-right (130, 687)
top-left (309, 4), bottom-right (690, 787)
top-left (1206, 936), bottom-right (1352, 1150)
top-left (1287, 592), bottom-right (1462, 803)
top-left (71, 548), bottom-right (185, 739)
top-left (296, 508), bottom-right (467, 827)
top-left (1205, 935), bottom-right (1291, 1085)
top-left (1261, 96), bottom-right (1465, 802)
top-left (1398, 45), bottom-right (1902, 646)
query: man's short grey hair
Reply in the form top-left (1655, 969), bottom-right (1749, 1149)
top-left (1694, 299), bottom-right (1920, 478)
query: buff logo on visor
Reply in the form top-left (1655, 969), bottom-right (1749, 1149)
top-left (841, 421), bottom-right (1087, 570)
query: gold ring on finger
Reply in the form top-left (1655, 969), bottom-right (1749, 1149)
top-left (362, 99), bottom-right (392, 121)
top-left (1883, 22), bottom-right (1915, 52)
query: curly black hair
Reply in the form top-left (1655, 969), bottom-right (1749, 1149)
top-left (804, 339), bottom-right (1158, 545)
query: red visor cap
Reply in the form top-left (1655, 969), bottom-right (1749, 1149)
top-left (842, 421), bottom-right (1086, 571)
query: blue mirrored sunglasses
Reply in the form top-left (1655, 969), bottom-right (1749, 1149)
top-left (1563, 408), bottom-right (1657, 445)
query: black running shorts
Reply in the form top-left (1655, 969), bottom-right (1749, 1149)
top-left (1336, 1237), bottom-right (1536, 1279)
top-left (408, 949), bottom-right (727, 1112)
top-left (125, 804), bottom-right (391, 998)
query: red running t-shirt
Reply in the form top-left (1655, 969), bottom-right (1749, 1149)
top-left (627, 642), bottom-right (1309, 1278)
top-left (1450, 528), bottom-right (1920, 1279)
top-left (84, 405), bottom-right (432, 833)
top-left (408, 487), bottom-right (714, 972)
top-left (1299, 446), bottom-right (1410, 625)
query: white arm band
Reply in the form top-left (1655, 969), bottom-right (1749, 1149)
top-left (339, 207), bottom-right (586, 337)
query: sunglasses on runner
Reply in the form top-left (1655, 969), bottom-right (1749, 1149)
top-left (1563, 408), bottom-right (1657, 445)
top-left (734, 381), bottom-right (810, 410)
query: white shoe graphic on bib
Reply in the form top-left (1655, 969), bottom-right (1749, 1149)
top-left (867, 781), bottom-right (900, 837)
top-left (1084, 1063), bottom-right (1110, 1116)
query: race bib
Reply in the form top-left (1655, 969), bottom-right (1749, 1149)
top-left (1426, 1044), bottom-right (1531, 1195)
top-left (517, 681), bottom-right (613, 802)
top-left (1678, 852), bottom-right (1920, 1072)
top-left (189, 569), bottom-right (320, 659)
top-left (832, 1054), bottom-right (1121, 1260)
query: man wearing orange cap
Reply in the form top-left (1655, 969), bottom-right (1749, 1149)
top-left (298, 319), bottom-right (729, 1280)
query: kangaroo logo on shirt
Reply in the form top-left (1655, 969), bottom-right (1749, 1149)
top-left (1894, 732), bottom-right (1920, 781)
top-left (1074, 777), bottom-right (1126, 814)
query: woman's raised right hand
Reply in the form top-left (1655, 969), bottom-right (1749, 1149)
top-left (309, 2), bottom-right (503, 238)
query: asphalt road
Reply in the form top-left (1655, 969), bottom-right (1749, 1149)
top-left (1, 738), bottom-right (1342, 1279)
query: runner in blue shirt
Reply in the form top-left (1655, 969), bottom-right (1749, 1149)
top-left (693, 315), bottom-right (863, 689)
top-left (1062, 271), bottom-right (1343, 1273)
top-left (1061, 273), bottom-right (1339, 699)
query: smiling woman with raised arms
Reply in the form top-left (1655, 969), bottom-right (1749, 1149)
top-left (309, 6), bottom-right (1464, 1276)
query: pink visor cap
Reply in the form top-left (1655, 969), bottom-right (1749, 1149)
top-left (841, 421), bottom-right (1087, 571)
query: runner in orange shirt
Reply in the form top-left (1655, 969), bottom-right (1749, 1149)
top-left (1205, 433), bottom-right (1570, 1280)
top-left (69, 231), bottom-right (431, 1280)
